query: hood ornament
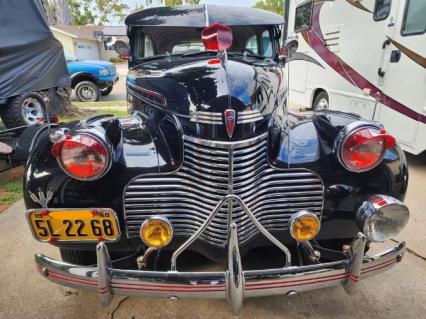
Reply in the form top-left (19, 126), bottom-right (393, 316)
top-left (224, 109), bottom-right (236, 138)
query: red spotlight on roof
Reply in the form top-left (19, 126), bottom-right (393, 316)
top-left (201, 23), bottom-right (233, 52)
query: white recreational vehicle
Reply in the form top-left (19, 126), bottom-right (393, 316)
top-left (285, 0), bottom-right (426, 154)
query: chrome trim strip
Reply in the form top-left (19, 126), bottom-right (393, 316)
top-left (190, 110), bottom-right (264, 125)
top-left (183, 133), bottom-right (268, 149)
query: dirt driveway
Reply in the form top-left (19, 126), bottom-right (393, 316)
top-left (0, 154), bottom-right (425, 319)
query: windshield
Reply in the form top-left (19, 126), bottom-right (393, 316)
top-left (135, 26), bottom-right (276, 59)
top-left (64, 49), bottom-right (78, 62)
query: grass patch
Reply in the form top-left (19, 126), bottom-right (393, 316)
top-left (0, 166), bottom-right (24, 211)
top-left (60, 108), bottom-right (129, 123)
top-left (73, 101), bottom-right (127, 108)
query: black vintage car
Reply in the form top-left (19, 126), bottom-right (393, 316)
top-left (24, 5), bottom-right (409, 314)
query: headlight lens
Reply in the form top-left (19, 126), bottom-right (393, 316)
top-left (140, 216), bottom-right (173, 248)
top-left (289, 211), bottom-right (321, 242)
top-left (99, 69), bottom-right (109, 76)
top-left (357, 195), bottom-right (409, 242)
top-left (334, 123), bottom-right (396, 172)
top-left (51, 134), bottom-right (111, 181)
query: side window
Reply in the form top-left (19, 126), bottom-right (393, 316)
top-left (245, 35), bottom-right (258, 54)
top-left (260, 30), bottom-right (273, 57)
top-left (402, 0), bottom-right (426, 36)
top-left (245, 31), bottom-right (273, 57)
top-left (294, 1), bottom-right (313, 33)
top-left (374, 0), bottom-right (392, 21)
top-left (144, 37), bottom-right (155, 57)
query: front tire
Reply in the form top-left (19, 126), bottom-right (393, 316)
top-left (75, 81), bottom-right (100, 102)
top-left (101, 85), bottom-right (113, 96)
top-left (0, 92), bottom-right (46, 128)
top-left (313, 91), bottom-right (329, 111)
top-left (60, 248), bottom-right (96, 266)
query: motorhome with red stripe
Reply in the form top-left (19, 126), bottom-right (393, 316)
top-left (286, 0), bottom-right (426, 154)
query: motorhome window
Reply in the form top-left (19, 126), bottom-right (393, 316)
top-left (374, 0), bottom-right (392, 21)
top-left (294, 1), bottom-right (313, 32)
top-left (172, 42), bottom-right (205, 53)
top-left (402, 0), bottom-right (426, 36)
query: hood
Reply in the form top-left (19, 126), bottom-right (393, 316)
top-left (135, 57), bottom-right (284, 114)
top-left (67, 60), bottom-right (114, 69)
top-left (131, 57), bottom-right (285, 139)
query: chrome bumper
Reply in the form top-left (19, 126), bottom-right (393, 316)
top-left (35, 237), bottom-right (405, 314)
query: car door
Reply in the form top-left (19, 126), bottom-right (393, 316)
top-left (376, 0), bottom-right (426, 148)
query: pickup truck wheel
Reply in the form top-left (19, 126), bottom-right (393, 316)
top-left (75, 81), bottom-right (100, 102)
top-left (101, 85), bottom-right (113, 96)
top-left (60, 248), bottom-right (96, 266)
top-left (0, 92), bottom-right (46, 128)
top-left (313, 91), bottom-right (329, 111)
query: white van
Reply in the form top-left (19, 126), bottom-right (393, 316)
top-left (285, 0), bottom-right (426, 154)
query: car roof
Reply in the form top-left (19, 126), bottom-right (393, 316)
top-left (125, 4), bottom-right (284, 28)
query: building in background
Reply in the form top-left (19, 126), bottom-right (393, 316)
top-left (51, 25), bottom-right (127, 61)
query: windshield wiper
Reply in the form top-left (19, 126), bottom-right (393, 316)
top-left (181, 51), bottom-right (217, 57)
top-left (227, 51), bottom-right (266, 59)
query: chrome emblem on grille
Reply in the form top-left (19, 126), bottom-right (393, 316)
top-left (224, 109), bottom-right (236, 138)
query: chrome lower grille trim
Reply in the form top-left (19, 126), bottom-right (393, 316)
top-left (124, 133), bottom-right (324, 246)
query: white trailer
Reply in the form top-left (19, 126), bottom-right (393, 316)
top-left (285, 0), bottom-right (426, 154)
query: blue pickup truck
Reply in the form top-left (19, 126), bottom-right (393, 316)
top-left (65, 50), bottom-right (119, 102)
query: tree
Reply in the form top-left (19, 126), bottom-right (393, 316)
top-left (67, 0), bottom-right (129, 25)
top-left (253, 0), bottom-right (284, 15)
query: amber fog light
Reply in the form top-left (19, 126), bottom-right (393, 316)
top-left (356, 195), bottom-right (409, 242)
top-left (140, 216), bottom-right (173, 248)
top-left (290, 211), bottom-right (321, 242)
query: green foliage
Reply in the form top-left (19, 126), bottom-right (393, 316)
top-left (0, 177), bottom-right (23, 205)
top-left (67, 0), bottom-right (129, 25)
top-left (253, 0), bottom-right (284, 15)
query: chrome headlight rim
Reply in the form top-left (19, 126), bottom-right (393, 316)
top-left (357, 195), bottom-right (409, 242)
top-left (333, 121), bottom-right (385, 173)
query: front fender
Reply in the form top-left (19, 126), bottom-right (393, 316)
top-left (23, 114), bottom-right (173, 251)
top-left (271, 110), bottom-right (408, 236)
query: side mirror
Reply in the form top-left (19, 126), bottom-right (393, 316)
top-left (283, 38), bottom-right (299, 57)
top-left (114, 40), bottom-right (130, 60)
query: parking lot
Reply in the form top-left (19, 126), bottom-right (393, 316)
top-left (0, 153), bottom-right (425, 319)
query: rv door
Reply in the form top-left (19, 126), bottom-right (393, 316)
top-left (377, 0), bottom-right (426, 153)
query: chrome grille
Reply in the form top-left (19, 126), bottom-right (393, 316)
top-left (124, 134), bottom-right (324, 247)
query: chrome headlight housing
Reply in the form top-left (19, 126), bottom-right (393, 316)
top-left (356, 195), bottom-right (409, 242)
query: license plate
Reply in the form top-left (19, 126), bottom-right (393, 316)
top-left (27, 209), bottom-right (120, 242)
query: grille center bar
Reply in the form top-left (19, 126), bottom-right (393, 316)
top-left (227, 147), bottom-right (234, 230)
